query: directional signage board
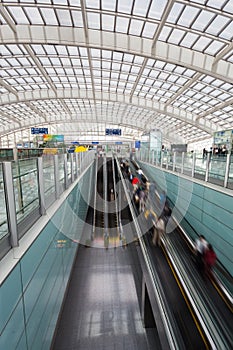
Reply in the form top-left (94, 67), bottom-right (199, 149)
top-left (31, 127), bottom-right (48, 135)
top-left (105, 128), bottom-right (121, 136)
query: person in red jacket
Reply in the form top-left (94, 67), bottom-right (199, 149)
top-left (132, 176), bottom-right (140, 193)
top-left (204, 243), bottom-right (217, 279)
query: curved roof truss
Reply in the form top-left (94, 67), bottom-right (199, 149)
top-left (0, 0), bottom-right (233, 146)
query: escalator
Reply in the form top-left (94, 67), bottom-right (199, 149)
top-left (126, 156), bottom-right (233, 349)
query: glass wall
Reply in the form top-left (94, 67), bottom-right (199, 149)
top-left (12, 158), bottom-right (39, 224)
top-left (0, 150), bottom-right (95, 260)
top-left (0, 163), bottom-right (8, 240)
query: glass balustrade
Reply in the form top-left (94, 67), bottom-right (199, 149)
top-left (138, 150), bottom-right (233, 189)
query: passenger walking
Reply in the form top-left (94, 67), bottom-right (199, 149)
top-left (137, 167), bottom-right (143, 181)
top-left (195, 235), bottom-right (208, 274)
top-left (152, 216), bottom-right (165, 247)
top-left (132, 176), bottom-right (140, 193)
top-left (139, 187), bottom-right (146, 212)
top-left (204, 244), bottom-right (217, 279)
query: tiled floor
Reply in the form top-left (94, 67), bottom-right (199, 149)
top-left (52, 244), bottom-right (158, 350)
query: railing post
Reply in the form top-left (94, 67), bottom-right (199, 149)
top-left (191, 152), bottom-right (196, 177)
top-left (173, 151), bottom-right (176, 172)
top-left (205, 152), bottom-right (210, 182)
top-left (37, 157), bottom-right (46, 215)
top-left (3, 162), bottom-right (18, 247)
top-left (75, 152), bottom-right (78, 177)
top-left (64, 153), bottom-right (68, 189)
top-left (54, 154), bottom-right (60, 199)
top-left (181, 152), bottom-right (184, 174)
top-left (224, 153), bottom-right (231, 188)
top-left (160, 152), bottom-right (163, 167)
top-left (70, 153), bottom-right (74, 183)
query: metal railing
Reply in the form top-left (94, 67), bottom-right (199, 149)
top-left (138, 149), bottom-right (233, 189)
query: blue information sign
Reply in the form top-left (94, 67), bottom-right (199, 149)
top-left (31, 127), bottom-right (48, 135)
top-left (105, 128), bottom-right (121, 136)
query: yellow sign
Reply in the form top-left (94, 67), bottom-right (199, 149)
top-left (74, 146), bottom-right (88, 152)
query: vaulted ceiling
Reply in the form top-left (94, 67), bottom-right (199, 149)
top-left (1, 0), bottom-right (233, 146)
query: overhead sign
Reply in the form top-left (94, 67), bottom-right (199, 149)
top-left (105, 128), bottom-right (122, 136)
top-left (135, 141), bottom-right (141, 149)
top-left (31, 127), bottom-right (48, 135)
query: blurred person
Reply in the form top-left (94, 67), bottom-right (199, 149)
top-left (152, 216), bottom-right (165, 247)
top-left (195, 235), bottom-right (208, 274)
top-left (132, 175), bottom-right (140, 193)
top-left (204, 244), bottom-right (217, 279)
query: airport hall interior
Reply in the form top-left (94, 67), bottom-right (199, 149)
top-left (0, 0), bottom-right (233, 349)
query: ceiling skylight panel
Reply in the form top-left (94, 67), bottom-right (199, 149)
top-left (192, 37), bottom-right (212, 53)
top-left (61, 57), bottom-right (71, 66)
top-left (158, 26), bottom-right (172, 41)
top-left (40, 8), bottom-right (58, 25)
top-left (102, 50), bottom-right (112, 60)
top-left (192, 10), bottom-right (215, 31)
top-left (24, 7), bottom-right (44, 24)
top-left (142, 22), bottom-right (158, 38)
top-left (71, 10), bottom-right (83, 27)
top-left (223, 0), bottom-right (233, 13)
top-left (7, 44), bottom-right (24, 55)
top-left (53, 0), bottom-right (69, 5)
top-left (7, 7), bottom-right (29, 24)
top-left (50, 57), bottom-right (61, 66)
top-left (129, 19), bottom-right (143, 36)
top-left (44, 45), bottom-right (57, 55)
top-left (56, 9), bottom-right (72, 27)
top-left (86, 0), bottom-right (100, 9)
top-left (130, 66), bottom-right (140, 74)
top-left (102, 60), bottom-right (111, 69)
top-left (87, 12), bottom-right (100, 29)
top-left (218, 93), bottom-right (231, 100)
top-left (181, 32), bottom-right (199, 48)
top-left (204, 40), bottom-right (225, 55)
top-left (112, 62), bottom-right (121, 71)
top-left (102, 14), bottom-right (115, 31)
top-left (149, 70), bottom-right (159, 79)
top-left (207, 0), bottom-right (226, 11)
top-left (219, 21), bottom-right (233, 40)
top-left (116, 16), bottom-right (130, 33)
top-left (113, 52), bottom-right (123, 61)
top-left (167, 3), bottom-right (184, 24)
top-left (148, 0), bottom-right (168, 20)
top-left (117, 0), bottom-right (134, 14)
top-left (205, 15), bottom-right (230, 36)
top-left (168, 28), bottom-right (186, 45)
top-left (178, 6), bottom-right (200, 27)
top-left (30, 45), bottom-right (45, 56)
top-left (209, 89), bottom-right (221, 97)
top-left (133, 0), bottom-right (151, 17)
top-left (102, 0), bottom-right (116, 11)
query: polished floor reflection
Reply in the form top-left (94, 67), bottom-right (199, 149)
top-left (52, 245), bottom-right (157, 350)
